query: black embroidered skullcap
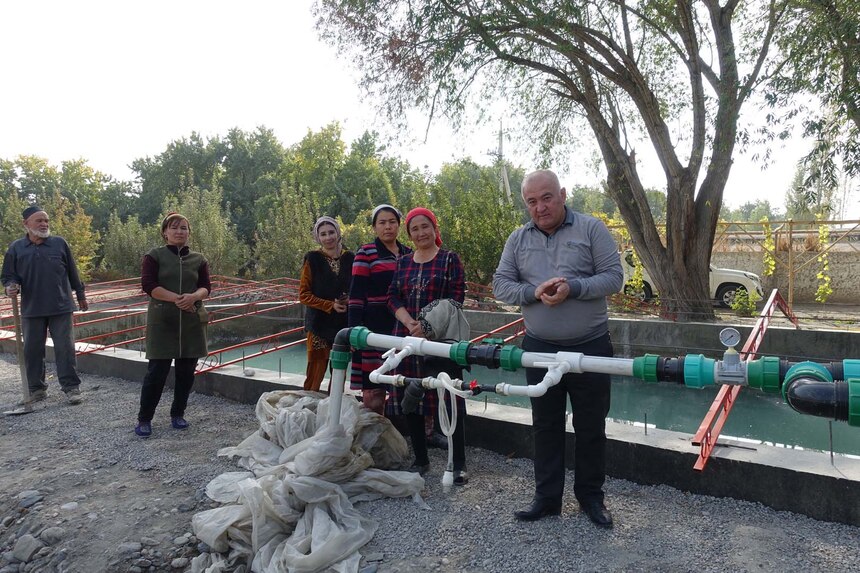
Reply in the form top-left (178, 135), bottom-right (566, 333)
top-left (22, 205), bottom-right (43, 220)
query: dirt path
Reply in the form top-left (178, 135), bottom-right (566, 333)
top-left (0, 356), bottom-right (258, 572)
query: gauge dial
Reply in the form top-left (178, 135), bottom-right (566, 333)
top-left (719, 327), bottom-right (741, 347)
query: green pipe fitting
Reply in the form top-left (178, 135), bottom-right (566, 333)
top-left (632, 354), bottom-right (659, 383)
top-left (349, 326), bottom-right (370, 350)
top-left (500, 345), bottom-right (524, 372)
top-left (746, 356), bottom-right (781, 394)
top-left (450, 341), bottom-right (471, 367)
top-left (683, 354), bottom-right (715, 389)
top-left (329, 349), bottom-right (351, 371)
top-left (848, 378), bottom-right (860, 428)
top-left (483, 337), bottom-right (504, 345)
top-left (782, 361), bottom-right (833, 401)
top-left (843, 359), bottom-right (860, 381)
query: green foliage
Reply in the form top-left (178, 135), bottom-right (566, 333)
top-left (380, 157), bottom-right (431, 208)
top-left (255, 189), bottom-right (317, 279)
top-left (730, 288), bottom-right (761, 317)
top-left (131, 132), bottom-right (223, 224)
top-left (101, 213), bottom-right (159, 277)
top-left (815, 219), bottom-right (833, 303)
top-left (218, 127), bottom-right (289, 246)
top-left (568, 185), bottom-right (617, 219)
top-left (340, 212), bottom-right (376, 252)
top-left (768, 0), bottom-right (860, 186)
top-left (625, 250), bottom-right (646, 294)
top-left (163, 187), bottom-right (249, 277)
top-left (785, 162), bottom-right (837, 220)
top-left (0, 155), bottom-right (136, 239)
top-left (721, 200), bottom-right (784, 223)
top-left (0, 162), bottom-right (27, 249)
top-left (761, 217), bottom-right (776, 277)
top-left (285, 123), bottom-right (347, 220)
top-left (41, 192), bottom-right (100, 282)
top-left (429, 160), bottom-right (522, 284)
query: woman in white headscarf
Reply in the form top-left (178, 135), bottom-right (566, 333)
top-left (298, 216), bottom-right (354, 392)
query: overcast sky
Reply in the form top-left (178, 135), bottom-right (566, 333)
top-left (1, 0), bottom-right (856, 216)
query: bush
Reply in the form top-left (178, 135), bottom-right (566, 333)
top-left (730, 288), bottom-right (760, 317)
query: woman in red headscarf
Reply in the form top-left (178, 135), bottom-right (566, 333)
top-left (387, 207), bottom-right (469, 484)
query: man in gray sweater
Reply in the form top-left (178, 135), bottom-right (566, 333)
top-left (493, 169), bottom-right (623, 528)
top-left (2, 205), bottom-right (89, 405)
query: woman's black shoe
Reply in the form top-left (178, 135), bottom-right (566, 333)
top-left (426, 433), bottom-right (449, 449)
top-left (407, 463), bottom-right (430, 476)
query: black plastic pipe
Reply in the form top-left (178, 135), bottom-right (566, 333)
top-left (783, 377), bottom-right (849, 422)
top-left (333, 327), bottom-right (352, 353)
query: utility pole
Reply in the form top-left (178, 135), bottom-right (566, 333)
top-left (496, 120), bottom-right (512, 201)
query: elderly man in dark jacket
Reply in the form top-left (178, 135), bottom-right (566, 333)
top-left (1, 205), bottom-right (89, 404)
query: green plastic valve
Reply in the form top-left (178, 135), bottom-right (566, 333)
top-left (632, 354), bottom-right (659, 383)
top-left (450, 341), bottom-right (471, 367)
top-left (843, 359), bottom-right (860, 381)
top-left (746, 356), bottom-right (781, 394)
top-left (499, 345), bottom-right (524, 372)
top-left (684, 354), bottom-right (715, 389)
top-left (349, 326), bottom-right (370, 350)
top-left (329, 349), bottom-right (351, 371)
top-left (848, 378), bottom-right (860, 428)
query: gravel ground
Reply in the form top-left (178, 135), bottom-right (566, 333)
top-left (1, 354), bottom-right (859, 573)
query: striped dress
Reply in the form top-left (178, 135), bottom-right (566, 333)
top-left (347, 238), bottom-right (411, 390)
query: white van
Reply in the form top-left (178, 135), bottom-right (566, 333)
top-left (620, 250), bottom-right (764, 307)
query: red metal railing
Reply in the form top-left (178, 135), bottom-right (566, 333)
top-left (196, 327), bottom-right (305, 374)
top-left (691, 289), bottom-right (798, 470)
top-left (470, 317), bottom-right (524, 344)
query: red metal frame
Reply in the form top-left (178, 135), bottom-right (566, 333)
top-left (73, 273), bottom-right (302, 356)
top-left (470, 318), bottom-right (524, 344)
top-left (691, 289), bottom-right (799, 470)
top-left (196, 328), bottom-right (306, 374)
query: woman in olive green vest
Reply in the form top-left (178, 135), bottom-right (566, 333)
top-left (135, 213), bottom-right (211, 437)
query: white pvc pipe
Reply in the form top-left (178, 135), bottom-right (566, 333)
top-left (364, 333), bottom-right (636, 378)
top-left (327, 367), bottom-right (347, 429)
top-left (365, 333), bottom-right (456, 360)
top-left (495, 362), bottom-right (569, 397)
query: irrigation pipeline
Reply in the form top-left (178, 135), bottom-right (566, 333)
top-left (325, 326), bottom-right (860, 431)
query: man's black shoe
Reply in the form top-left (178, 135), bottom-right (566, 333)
top-left (513, 499), bottom-right (562, 521)
top-left (580, 500), bottom-right (613, 529)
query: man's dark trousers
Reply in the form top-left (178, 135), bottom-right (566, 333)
top-left (523, 332), bottom-right (612, 505)
top-left (22, 313), bottom-right (81, 394)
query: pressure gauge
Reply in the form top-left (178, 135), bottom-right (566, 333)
top-left (719, 327), bottom-right (741, 348)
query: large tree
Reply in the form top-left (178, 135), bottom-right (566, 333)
top-left (770, 0), bottom-right (860, 188)
top-left (131, 132), bottom-right (223, 224)
top-left (218, 127), bottom-right (289, 246)
top-left (316, 0), bottom-right (786, 318)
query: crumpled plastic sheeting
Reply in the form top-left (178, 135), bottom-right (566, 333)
top-left (191, 390), bottom-right (424, 573)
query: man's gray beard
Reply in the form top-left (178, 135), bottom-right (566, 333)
top-left (30, 229), bottom-right (50, 239)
